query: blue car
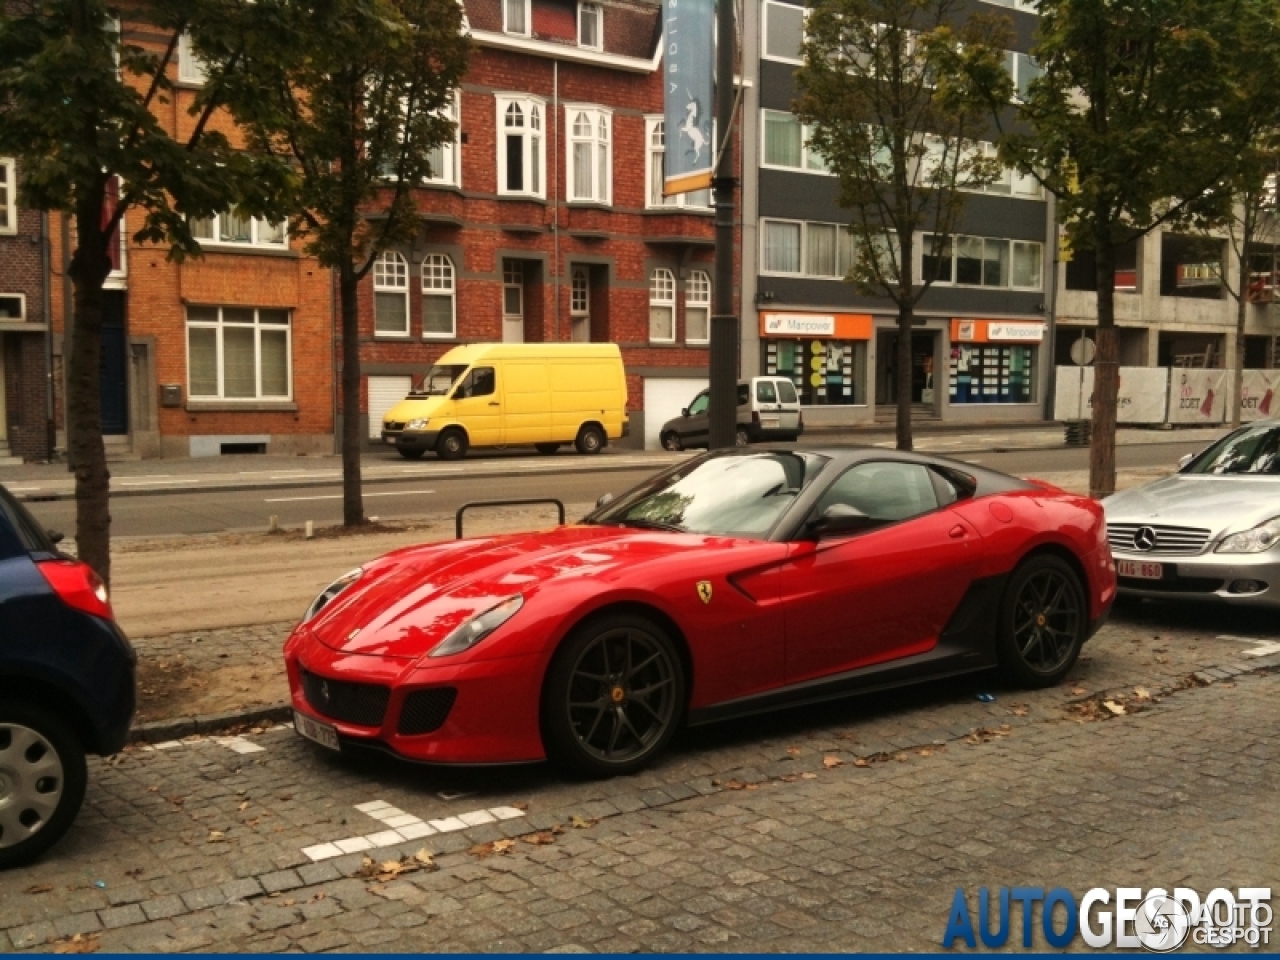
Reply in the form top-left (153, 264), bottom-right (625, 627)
top-left (0, 483), bottom-right (135, 868)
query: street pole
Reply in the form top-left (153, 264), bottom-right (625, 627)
top-left (707, 0), bottom-right (739, 450)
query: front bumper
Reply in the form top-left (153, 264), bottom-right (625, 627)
top-left (1113, 547), bottom-right (1280, 607)
top-left (391, 429), bottom-right (440, 455)
top-left (284, 626), bottom-right (546, 764)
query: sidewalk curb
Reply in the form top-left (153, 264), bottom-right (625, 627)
top-left (127, 702), bottom-right (293, 744)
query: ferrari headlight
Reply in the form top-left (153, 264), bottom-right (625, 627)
top-left (429, 595), bottom-right (524, 658)
top-left (1215, 516), bottom-right (1280, 554)
top-left (406, 418), bottom-right (430, 430)
top-left (303, 567), bottom-right (363, 621)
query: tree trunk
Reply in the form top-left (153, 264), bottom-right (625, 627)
top-left (1089, 231), bottom-right (1119, 499)
top-left (67, 188), bottom-right (113, 585)
top-left (339, 261), bottom-right (365, 527)
top-left (895, 299), bottom-right (914, 451)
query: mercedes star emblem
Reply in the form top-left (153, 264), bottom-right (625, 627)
top-left (1133, 526), bottom-right (1158, 552)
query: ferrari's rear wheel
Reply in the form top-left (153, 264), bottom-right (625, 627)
top-left (996, 555), bottom-right (1086, 688)
top-left (542, 614), bottom-right (685, 777)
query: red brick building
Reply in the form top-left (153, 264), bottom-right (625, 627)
top-left (359, 0), bottom-right (723, 450)
top-left (46, 21), bottom-right (335, 460)
top-left (0, 156), bottom-right (53, 463)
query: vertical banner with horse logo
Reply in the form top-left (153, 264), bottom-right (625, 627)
top-left (662, 0), bottom-right (714, 195)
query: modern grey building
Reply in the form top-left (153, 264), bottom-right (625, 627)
top-left (740, 0), bottom-right (1055, 427)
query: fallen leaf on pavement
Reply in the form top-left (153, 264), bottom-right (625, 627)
top-left (822, 755), bottom-right (842, 769)
top-left (569, 815), bottom-right (597, 829)
top-left (470, 838), bottom-right (517, 858)
top-left (207, 830), bottom-right (226, 843)
top-left (852, 758), bottom-right (870, 768)
top-left (779, 774), bottom-right (797, 782)
top-left (786, 746), bottom-right (803, 755)
top-left (414, 848), bottom-right (435, 866)
top-left (1102, 700), bottom-right (1126, 716)
top-left (1009, 703), bottom-right (1029, 717)
top-left (52, 934), bottom-right (99, 955)
top-left (918, 748), bottom-right (933, 757)
top-left (511, 802), bottom-right (529, 811)
top-left (723, 779), bottom-right (748, 790)
top-left (800, 772), bottom-right (818, 780)
top-left (353, 852), bottom-right (437, 882)
top-left (1070, 687), bottom-right (1087, 696)
top-left (1133, 687), bottom-right (1152, 701)
top-left (522, 830), bottom-right (559, 845)
top-left (25, 884), bottom-right (52, 895)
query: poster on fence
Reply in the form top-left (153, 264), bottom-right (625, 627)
top-left (1239, 369), bottom-right (1280, 421)
top-left (1053, 366), bottom-right (1085, 421)
top-left (1167, 368), bottom-right (1227, 424)
top-left (1059, 366), bottom-right (1169, 423)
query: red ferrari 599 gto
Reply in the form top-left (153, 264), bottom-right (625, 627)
top-left (285, 449), bottom-right (1115, 776)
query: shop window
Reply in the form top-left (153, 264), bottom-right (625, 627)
top-left (686, 270), bottom-right (711, 344)
top-left (1065, 237), bottom-right (1139, 291)
top-left (949, 344), bottom-right (1036, 404)
top-left (373, 251), bottom-right (410, 336)
top-left (186, 306), bottom-right (291, 400)
top-left (763, 0), bottom-right (804, 62)
top-left (649, 268), bottom-right (675, 342)
top-left (1160, 233), bottom-right (1225, 300)
top-left (645, 118), bottom-right (711, 209)
top-left (765, 339), bottom-right (868, 405)
top-left (421, 254), bottom-right (455, 338)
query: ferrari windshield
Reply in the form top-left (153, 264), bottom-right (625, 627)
top-left (590, 452), bottom-right (828, 539)
top-left (414, 364), bottom-right (468, 396)
top-left (1183, 424), bottom-right (1280, 475)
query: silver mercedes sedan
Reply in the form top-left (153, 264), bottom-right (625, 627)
top-left (1104, 419), bottom-right (1280, 608)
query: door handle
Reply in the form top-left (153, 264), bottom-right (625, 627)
top-left (948, 524), bottom-right (967, 539)
top-left (488, 401), bottom-right (500, 406)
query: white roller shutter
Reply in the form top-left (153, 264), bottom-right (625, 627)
top-left (368, 376), bottom-right (413, 439)
top-left (643, 377), bottom-right (708, 450)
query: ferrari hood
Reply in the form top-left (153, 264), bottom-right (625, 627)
top-left (1104, 474), bottom-right (1280, 537)
top-left (305, 525), bottom-right (713, 659)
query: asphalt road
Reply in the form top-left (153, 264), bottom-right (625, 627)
top-left (23, 440), bottom-right (1203, 538)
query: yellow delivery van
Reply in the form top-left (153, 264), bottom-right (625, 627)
top-left (380, 343), bottom-right (629, 460)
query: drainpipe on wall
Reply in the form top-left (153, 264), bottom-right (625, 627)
top-left (1043, 192), bottom-right (1059, 422)
top-left (41, 212), bottom-right (56, 462)
top-left (552, 59), bottom-right (560, 341)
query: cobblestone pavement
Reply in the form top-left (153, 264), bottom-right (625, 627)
top-left (2, 602), bottom-right (1277, 953)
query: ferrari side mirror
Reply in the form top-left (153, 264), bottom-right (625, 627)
top-left (808, 503), bottom-right (877, 538)
top-left (596, 492), bottom-right (614, 509)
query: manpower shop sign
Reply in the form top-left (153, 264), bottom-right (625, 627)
top-left (1054, 367), bottom-right (1280, 424)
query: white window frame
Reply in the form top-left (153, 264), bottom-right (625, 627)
top-left (0, 158), bottom-right (15, 236)
top-left (570, 266), bottom-right (590, 342)
top-left (649, 267), bottom-right (676, 343)
top-left (496, 95), bottom-right (546, 199)
top-left (177, 31), bottom-right (208, 85)
top-left (918, 233), bottom-right (1044, 291)
top-left (424, 92), bottom-right (461, 188)
top-left (982, 0), bottom-right (1038, 10)
top-left (185, 306), bottom-right (293, 401)
top-left (503, 259), bottom-right (524, 320)
top-left (565, 105), bottom-right (612, 204)
top-left (932, 137), bottom-right (1042, 200)
top-left (760, 218), bottom-right (854, 279)
top-left (0, 293), bottom-right (26, 320)
top-left (503, 0), bottom-right (531, 36)
top-left (1006, 50), bottom-right (1043, 103)
top-left (373, 250), bottom-right (411, 337)
top-left (759, 109), bottom-right (831, 175)
top-left (685, 270), bottom-right (711, 344)
top-left (578, 2), bottom-right (602, 50)
top-left (420, 253), bottom-right (456, 339)
top-left (644, 117), bottom-right (712, 210)
top-left (189, 209), bottom-right (289, 249)
top-left (762, 0), bottom-right (805, 64)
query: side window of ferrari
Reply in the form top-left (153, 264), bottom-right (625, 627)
top-left (817, 462), bottom-right (940, 523)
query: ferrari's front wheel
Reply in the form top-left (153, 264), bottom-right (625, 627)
top-left (996, 554), bottom-right (1086, 688)
top-left (542, 613), bottom-right (685, 777)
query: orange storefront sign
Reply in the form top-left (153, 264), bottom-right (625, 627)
top-left (760, 312), bottom-right (873, 340)
top-left (951, 318), bottom-right (1045, 343)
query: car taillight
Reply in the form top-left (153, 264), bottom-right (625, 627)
top-left (37, 559), bottom-right (114, 620)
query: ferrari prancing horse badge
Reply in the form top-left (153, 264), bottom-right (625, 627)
top-left (696, 581), bottom-right (713, 604)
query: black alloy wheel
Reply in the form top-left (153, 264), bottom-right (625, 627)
top-left (435, 428), bottom-right (468, 461)
top-left (997, 555), bottom-right (1086, 687)
top-left (735, 427), bottom-right (750, 447)
top-left (542, 614), bottom-right (685, 776)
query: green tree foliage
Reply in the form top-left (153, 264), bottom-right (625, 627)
top-left (220, 0), bottom-right (469, 526)
top-left (0, 0), bottom-right (291, 585)
top-left (994, 0), bottom-right (1280, 496)
top-left (795, 0), bottom-right (1011, 450)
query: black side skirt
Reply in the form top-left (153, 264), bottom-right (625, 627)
top-left (687, 574), bottom-right (1008, 728)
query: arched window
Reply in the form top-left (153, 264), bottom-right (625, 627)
top-left (567, 107), bottom-right (611, 203)
top-left (421, 254), bottom-right (455, 338)
top-left (686, 270), bottom-right (711, 343)
top-left (649, 268), bottom-right (675, 343)
top-left (373, 251), bottom-right (409, 336)
top-left (498, 96), bottom-right (545, 197)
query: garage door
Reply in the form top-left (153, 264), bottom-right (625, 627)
top-left (367, 376), bottom-right (412, 439)
top-left (643, 377), bottom-right (708, 450)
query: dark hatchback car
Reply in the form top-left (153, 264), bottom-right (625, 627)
top-left (0, 484), bottom-right (135, 868)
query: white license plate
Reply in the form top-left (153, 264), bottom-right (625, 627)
top-left (294, 710), bottom-right (340, 751)
top-left (762, 417), bottom-right (780, 427)
top-left (384, 436), bottom-right (396, 445)
top-left (1117, 559), bottom-right (1163, 580)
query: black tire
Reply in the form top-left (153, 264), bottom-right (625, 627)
top-left (996, 554), bottom-right (1087, 688)
top-left (575, 424), bottom-right (606, 456)
top-left (535, 443), bottom-right (561, 455)
top-left (541, 613), bottom-right (686, 777)
top-left (735, 427), bottom-right (751, 447)
top-left (0, 703), bottom-right (88, 870)
top-left (397, 447), bottom-right (425, 460)
top-left (435, 428), bottom-right (468, 461)
top-left (660, 432), bottom-right (683, 452)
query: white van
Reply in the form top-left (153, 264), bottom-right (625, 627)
top-left (658, 376), bottom-right (803, 449)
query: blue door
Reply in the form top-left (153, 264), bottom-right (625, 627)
top-left (100, 292), bottom-right (128, 435)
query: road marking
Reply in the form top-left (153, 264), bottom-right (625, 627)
top-left (301, 801), bottom-right (526, 861)
top-left (118, 478), bottom-right (201, 486)
top-left (263, 489), bottom-right (435, 503)
top-left (1222, 635), bottom-right (1280, 657)
top-left (213, 735), bottom-right (265, 755)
